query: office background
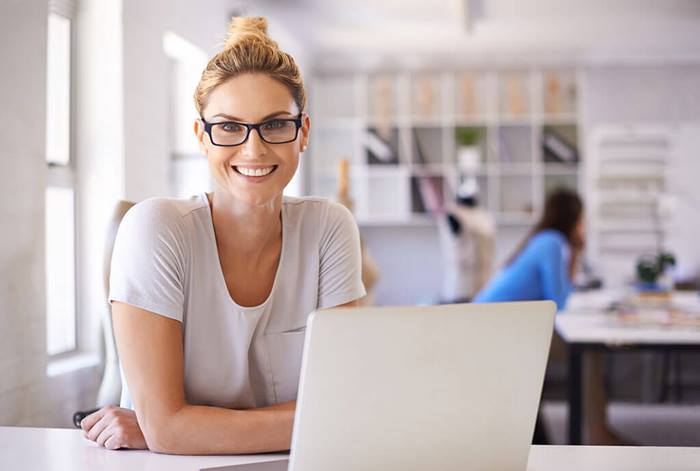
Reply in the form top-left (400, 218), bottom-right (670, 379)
top-left (1, 0), bottom-right (700, 444)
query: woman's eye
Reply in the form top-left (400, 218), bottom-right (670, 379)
top-left (263, 119), bottom-right (285, 130)
top-left (221, 123), bottom-right (244, 133)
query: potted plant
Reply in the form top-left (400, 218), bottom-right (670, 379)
top-left (636, 251), bottom-right (676, 292)
top-left (455, 127), bottom-right (483, 174)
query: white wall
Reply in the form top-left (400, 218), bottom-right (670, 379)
top-left (0, 0), bottom-right (48, 425)
top-left (667, 123), bottom-right (700, 279)
top-left (582, 64), bottom-right (700, 123)
top-left (0, 0), bottom-right (97, 428)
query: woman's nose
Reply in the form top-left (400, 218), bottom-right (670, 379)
top-left (240, 128), bottom-right (267, 156)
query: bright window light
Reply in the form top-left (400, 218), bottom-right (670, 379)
top-left (45, 187), bottom-right (76, 356)
top-left (46, 13), bottom-right (71, 165)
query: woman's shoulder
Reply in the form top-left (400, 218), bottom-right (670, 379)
top-left (119, 194), bottom-right (208, 240)
top-left (283, 195), bottom-right (354, 225)
top-left (124, 194), bottom-right (207, 224)
top-left (528, 229), bottom-right (568, 252)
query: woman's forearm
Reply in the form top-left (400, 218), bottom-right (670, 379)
top-left (148, 403), bottom-right (295, 455)
top-left (569, 250), bottom-right (582, 282)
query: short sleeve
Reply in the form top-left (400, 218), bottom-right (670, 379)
top-left (317, 202), bottom-right (366, 308)
top-left (109, 199), bottom-right (187, 322)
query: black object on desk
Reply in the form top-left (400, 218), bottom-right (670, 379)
top-left (72, 408), bottom-right (100, 428)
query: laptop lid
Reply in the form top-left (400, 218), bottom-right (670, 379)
top-left (288, 301), bottom-right (555, 471)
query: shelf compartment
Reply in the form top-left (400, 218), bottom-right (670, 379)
top-left (544, 173), bottom-right (579, 197)
top-left (447, 174), bottom-right (490, 210)
top-left (364, 126), bottom-right (402, 165)
top-left (499, 175), bottom-right (535, 216)
top-left (498, 70), bottom-right (532, 119)
top-left (354, 166), bottom-right (411, 222)
top-left (497, 125), bottom-right (534, 166)
top-left (456, 70), bottom-right (496, 120)
top-left (412, 126), bottom-right (444, 165)
top-left (542, 124), bottom-right (579, 165)
top-left (410, 72), bottom-right (443, 119)
top-left (454, 126), bottom-right (488, 172)
top-left (542, 69), bottom-right (578, 117)
top-left (410, 174), bottom-right (445, 214)
top-left (367, 73), bottom-right (400, 122)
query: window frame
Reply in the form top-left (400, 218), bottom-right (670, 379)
top-left (45, 6), bottom-right (80, 360)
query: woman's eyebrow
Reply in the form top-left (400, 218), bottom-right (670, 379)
top-left (210, 111), bottom-right (295, 121)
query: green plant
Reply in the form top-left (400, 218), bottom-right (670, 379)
top-left (636, 251), bottom-right (676, 283)
top-left (455, 127), bottom-right (482, 147)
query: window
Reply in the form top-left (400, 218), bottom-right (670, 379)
top-left (45, 9), bottom-right (77, 356)
top-left (163, 31), bottom-right (211, 197)
top-left (45, 187), bottom-right (76, 355)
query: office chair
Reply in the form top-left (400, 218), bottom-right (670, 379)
top-left (72, 200), bottom-right (135, 427)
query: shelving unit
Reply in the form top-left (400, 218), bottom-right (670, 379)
top-left (587, 125), bottom-right (674, 286)
top-left (308, 67), bottom-right (582, 228)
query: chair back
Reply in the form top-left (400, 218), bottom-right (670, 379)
top-left (96, 200), bottom-right (135, 407)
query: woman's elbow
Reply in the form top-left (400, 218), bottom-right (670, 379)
top-left (144, 428), bottom-right (185, 455)
top-left (142, 424), bottom-right (173, 454)
top-left (140, 411), bottom-right (186, 454)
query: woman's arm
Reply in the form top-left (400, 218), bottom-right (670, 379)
top-left (538, 237), bottom-right (573, 311)
top-left (83, 298), bottom-right (360, 452)
top-left (110, 301), bottom-right (295, 455)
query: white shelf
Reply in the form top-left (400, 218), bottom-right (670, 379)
top-left (309, 67), bottom-right (582, 225)
top-left (587, 124), bottom-right (675, 286)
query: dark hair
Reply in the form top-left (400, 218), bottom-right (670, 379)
top-left (505, 188), bottom-right (583, 266)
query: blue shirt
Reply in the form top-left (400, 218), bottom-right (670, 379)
top-left (472, 229), bottom-right (572, 311)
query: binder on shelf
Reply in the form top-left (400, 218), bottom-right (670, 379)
top-left (412, 129), bottom-right (444, 214)
top-left (542, 128), bottom-right (578, 164)
top-left (364, 127), bottom-right (398, 165)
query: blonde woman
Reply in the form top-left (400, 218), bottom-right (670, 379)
top-left (80, 17), bottom-right (365, 454)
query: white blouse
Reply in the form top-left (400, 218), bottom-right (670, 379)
top-left (109, 193), bottom-right (366, 409)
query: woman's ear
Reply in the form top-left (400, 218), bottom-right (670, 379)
top-left (193, 119), bottom-right (208, 155)
top-left (300, 113), bottom-right (311, 152)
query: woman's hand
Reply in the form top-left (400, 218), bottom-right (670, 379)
top-left (81, 405), bottom-right (148, 450)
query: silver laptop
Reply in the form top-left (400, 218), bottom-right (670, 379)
top-left (203, 301), bottom-right (555, 471)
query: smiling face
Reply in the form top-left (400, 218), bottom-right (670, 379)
top-left (194, 73), bottom-right (310, 207)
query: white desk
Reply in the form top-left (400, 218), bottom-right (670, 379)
top-left (1, 427), bottom-right (699, 470)
top-left (556, 290), bottom-right (700, 444)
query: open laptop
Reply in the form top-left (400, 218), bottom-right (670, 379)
top-left (202, 301), bottom-right (556, 471)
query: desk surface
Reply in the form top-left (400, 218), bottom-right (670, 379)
top-left (556, 291), bottom-right (700, 346)
top-left (1, 427), bottom-right (699, 471)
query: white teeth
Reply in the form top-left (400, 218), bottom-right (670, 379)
top-left (236, 166), bottom-right (275, 177)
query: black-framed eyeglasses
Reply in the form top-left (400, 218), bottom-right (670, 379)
top-left (200, 113), bottom-right (303, 147)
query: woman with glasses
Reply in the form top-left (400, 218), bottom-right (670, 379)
top-left (80, 17), bottom-right (365, 454)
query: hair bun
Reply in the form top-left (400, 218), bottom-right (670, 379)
top-left (225, 16), bottom-right (269, 49)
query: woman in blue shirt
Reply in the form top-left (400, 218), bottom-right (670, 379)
top-left (473, 190), bottom-right (583, 445)
top-left (474, 189), bottom-right (625, 445)
top-left (473, 189), bottom-right (584, 310)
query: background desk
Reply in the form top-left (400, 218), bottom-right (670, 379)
top-left (557, 290), bottom-right (700, 444)
top-left (1, 427), bottom-right (699, 470)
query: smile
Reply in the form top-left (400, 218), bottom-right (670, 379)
top-left (233, 165), bottom-right (277, 177)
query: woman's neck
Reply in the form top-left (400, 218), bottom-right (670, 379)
top-left (206, 189), bottom-right (282, 258)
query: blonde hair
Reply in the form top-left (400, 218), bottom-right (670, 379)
top-left (194, 16), bottom-right (306, 117)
